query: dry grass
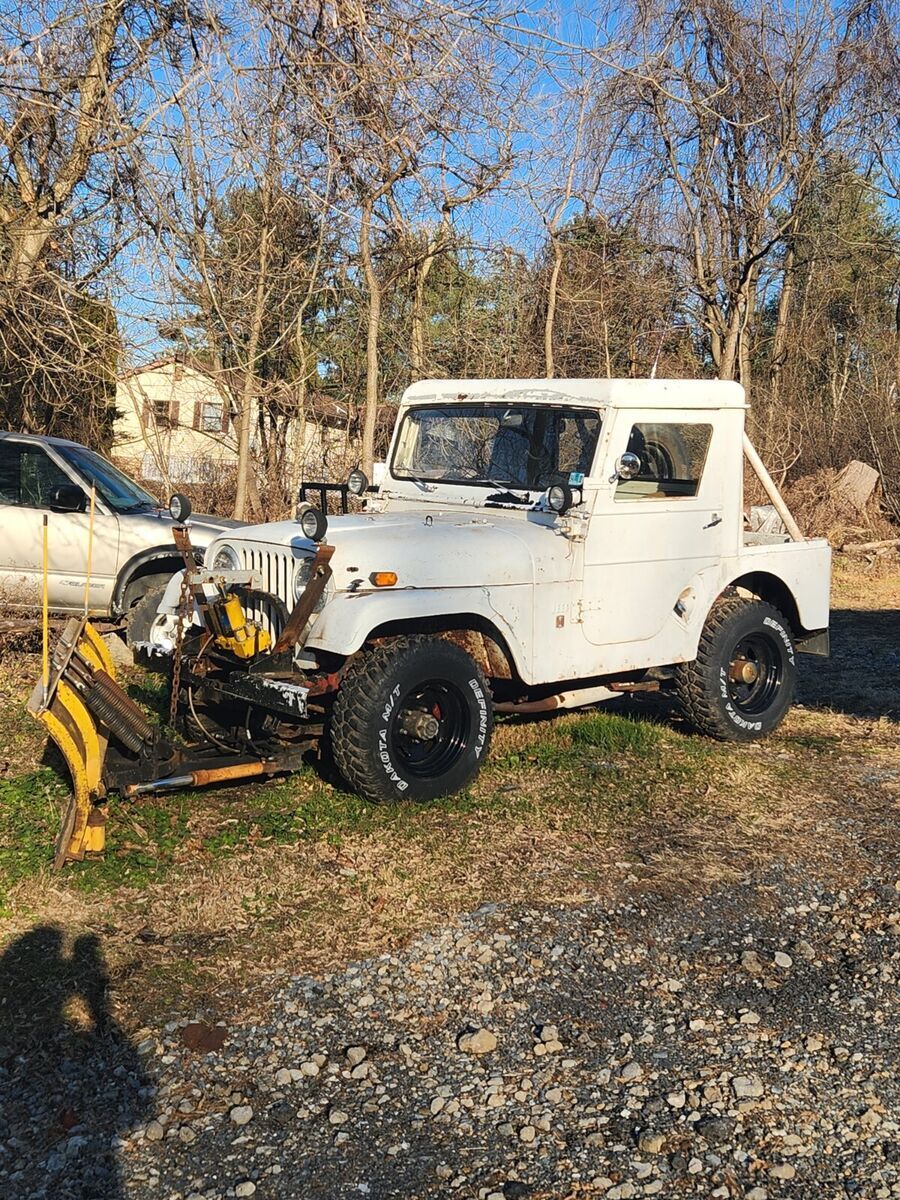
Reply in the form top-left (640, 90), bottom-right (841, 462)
top-left (783, 469), bottom-right (897, 546)
top-left (743, 463), bottom-right (898, 546)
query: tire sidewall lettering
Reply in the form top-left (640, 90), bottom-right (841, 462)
top-left (716, 610), bottom-right (794, 733)
top-left (762, 615), bottom-right (796, 666)
top-left (468, 677), bottom-right (489, 759)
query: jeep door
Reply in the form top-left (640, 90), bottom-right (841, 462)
top-left (580, 410), bottom-right (733, 662)
top-left (0, 440), bottom-right (120, 611)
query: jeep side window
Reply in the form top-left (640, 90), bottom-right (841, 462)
top-left (615, 423), bottom-right (713, 500)
top-left (0, 443), bottom-right (73, 508)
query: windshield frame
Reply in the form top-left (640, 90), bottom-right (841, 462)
top-left (56, 444), bottom-right (160, 514)
top-left (389, 401), bottom-right (603, 493)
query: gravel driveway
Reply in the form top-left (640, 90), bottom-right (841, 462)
top-left (5, 858), bottom-right (900, 1200)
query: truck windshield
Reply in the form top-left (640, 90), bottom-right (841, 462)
top-left (392, 404), bottom-right (602, 491)
top-left (58, 445), bottom-right (159, 513)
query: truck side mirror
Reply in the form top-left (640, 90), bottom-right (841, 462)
top-left (49, 484), bottom-right (86, 512)
top-left (613, 452), bottom-right (642, 482)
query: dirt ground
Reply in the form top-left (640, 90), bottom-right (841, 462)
top-left (0, 554), bottom-right (897, 1033)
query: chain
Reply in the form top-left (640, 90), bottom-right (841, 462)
top-left (169, 568), bottom-right (192, 728)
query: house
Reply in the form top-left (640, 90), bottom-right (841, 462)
top-left (114, 357), bottom-right (235, 486)
top-left (113, 357), bottom-right (353, 492)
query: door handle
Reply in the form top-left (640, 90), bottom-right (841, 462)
top-left (704, 514), bottom-right (722, 529)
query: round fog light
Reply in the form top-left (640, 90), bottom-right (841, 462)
top-left (169, 492), bottom-right (193, 522)
top-left (298, 504), bottom-right (328, 542)
top-left (347, 467), bottom-right (369, 496)
top-left (547, 482), bottom-right (573, 514)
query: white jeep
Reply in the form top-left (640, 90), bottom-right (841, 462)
top-left (152, 378), bottom-right (830, 804)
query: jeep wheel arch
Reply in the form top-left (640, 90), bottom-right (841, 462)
top-left (365, 613), bottom-right (519, 683)
top-left (725, 572), bottom-right (802, 636)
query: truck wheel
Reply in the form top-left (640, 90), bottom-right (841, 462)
top-left (675, 599), bottom-right (796, 741)
top-left (330, 636), bottom-right (493, 802)
top-left (125, 584), bottom-right (167, 648)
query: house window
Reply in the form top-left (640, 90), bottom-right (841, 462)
top-left (153, 399), bottom-right (177, 428)
top-left (200, 401), bottom-right (224, 432)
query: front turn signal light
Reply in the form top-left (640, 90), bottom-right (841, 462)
top-left (371, 571), bottom-right (398, 587)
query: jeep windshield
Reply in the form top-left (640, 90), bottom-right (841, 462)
top-left (391, 403), bottom-right (602, 491)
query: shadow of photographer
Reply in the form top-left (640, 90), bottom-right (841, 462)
top-left (0, 926), bottom-right (151, 1199)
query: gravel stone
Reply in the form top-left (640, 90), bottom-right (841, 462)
top-left (458, 1028), bottom-right (498, 1055)
top-left (229, 1105), bottom-right (253, 1126)
top-left (768, 1164), bottom-right (796, 1181)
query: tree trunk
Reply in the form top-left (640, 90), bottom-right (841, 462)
top-left (359, 198), bottom-right (381, 476)
top-left (544, 237), bottom-right (564, 378)
top-left (410, 238), bottom-right (436, 380)
top-left (2, 219), bottom-right (55, 287)
top-left (289, 326), bottom-right (309, 506)
top-left (769, 241), bottom-right (795, 404)
top-left (233, 221), bottom-right (271, 521)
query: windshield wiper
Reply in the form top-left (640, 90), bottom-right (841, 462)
top-left (116, 500), bottom-right (156, 513)
top-left (473, 478), bottom-right (532, 503)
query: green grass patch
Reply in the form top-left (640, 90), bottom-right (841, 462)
top-left (569, 711), bottom-right (663, 755)
top-left (0, 770), bottom-right (68, 912)
top-left (495, 709), bottom-right (665, 770)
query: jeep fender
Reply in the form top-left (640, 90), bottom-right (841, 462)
top-left (306, 586), bottom-right (531, 680)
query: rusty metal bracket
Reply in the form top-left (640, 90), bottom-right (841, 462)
top-left (272, 543), bottom-right (336, 654)
top-left (172, 525), bottom-right (198, 573)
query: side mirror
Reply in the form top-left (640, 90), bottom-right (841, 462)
top-left (49, 484), bottom-right (86, 513)
top-left (613, 452), bottom-right (642, 482)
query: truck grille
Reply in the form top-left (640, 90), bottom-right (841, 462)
top-left (239, 546), bottom-right (295, 608)
top-left (237, 546), bottom-right (301, 642)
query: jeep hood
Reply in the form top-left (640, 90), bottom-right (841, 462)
top-left (216, 509), bottom-right (575, 589)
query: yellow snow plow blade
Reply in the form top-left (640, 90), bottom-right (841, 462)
top-left (27, 617), bottom-right (116, 869)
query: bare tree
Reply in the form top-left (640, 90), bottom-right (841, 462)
top-left (0, 0), bottom-right (209, 440)
top-left (593, 0), bottom-right (892, 382)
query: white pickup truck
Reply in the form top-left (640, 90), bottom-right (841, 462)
top-left (151, 378), bottom-right (831, 805)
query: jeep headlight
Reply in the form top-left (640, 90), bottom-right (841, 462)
top-left (210, 543), bottom-right (240, 571)
top-left (293, 556), bottom-right (314, 601)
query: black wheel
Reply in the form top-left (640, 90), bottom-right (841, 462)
top-left (330, 636), bottom-right (493, 802)
top-left (125, 584), bottom-right (167, 648)
top-left (675, 599), bottom-right (796, 741)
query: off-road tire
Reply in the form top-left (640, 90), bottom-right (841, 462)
top-left (330, 635), bottom-right (493, 803)
top-left (125, 584), bottom-right (168, 649)
top-left (675, 599), bottom-right (796, 741)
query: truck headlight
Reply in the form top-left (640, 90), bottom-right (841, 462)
top-left (347, 467), bottom-right (369, 496)
top-left (547, 483), bottom-right (574, 514)
top-left (211, 544), bottom-right (240, 571)
top-left (293, 557), bottom-right (314, 600)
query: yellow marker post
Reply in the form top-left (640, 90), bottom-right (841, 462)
top-left (83, 485), bottom-right (96, 613)
top-left (42, 514), bottom-right (50, 704)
